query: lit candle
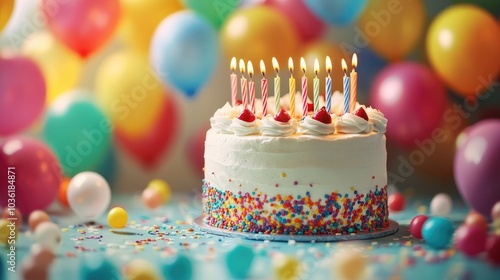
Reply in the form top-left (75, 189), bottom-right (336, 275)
top-left (272, 57), bottom-right (280, 114)
top-left (288, 57), bottom-right (296, 118)
top-left (342, 59), bottom-right (350, 115)
top-left (260, 60), bottom-right (268, 117)
top-left (350, 53), bottom-right (358, 113)
top-left (325, 56), bottom-right (332, 114)
top-left (239, 59), bottom-right (248, 109)
top-left (247, 61), bottom-right (256, 114)
top-left (230, 57), bottom-right (238, 107)
top-left (313, 58), bottom-right (320, 112)
top-left (300, 57), bottom-right (308, 118)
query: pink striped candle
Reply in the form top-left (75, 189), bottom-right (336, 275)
top-left (260, 60), bottom-right (268, 117)
top-left (350, 53), bottom-right (358, 113)
top-left (230, 57), bottom-right (237, 106)
top-left (247, 61), bottom-right (256, 114)
top-left (300, 57), bottom-right (308, 118)
top-left (239, 59), bottom-right (248, 109)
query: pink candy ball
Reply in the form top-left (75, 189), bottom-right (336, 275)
top-left (486, 235), bottom-right (500, 265)
top-left (491, 201), bottom-right (500, 221)
top-left (141, 188), bottom-right (163, 209)
top-left (409, 215), bottom-right (429, 239)
top-left (1, 207), bottom-right (22, 224)
top-left (28, 210), bottom-right (50, 231)
top-left (388, 193), bottom-right (405, 212)
top-left (455, 224), bottom-right (487, 257)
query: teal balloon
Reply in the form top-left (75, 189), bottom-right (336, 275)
top-left (80, 254), bottom-right (120, 280)
top-left (225, 245), bottom-right (254, 279)
top-left (304, 0), bottom-right (367, 26)
top-left (43, 91), bottom-right (112, 177)
top-left (451, 0), bottom-right (500, 15)
top-left (95, 147), bottom-right (117, 186)
top-left (162, 254), bottom-right (193, 280)
top-left (150, 11), bottom-right (219, 98)
top-left (183, 0), bottom-right (240, 28)
top-left (0, 254), bottom-right (4, 280)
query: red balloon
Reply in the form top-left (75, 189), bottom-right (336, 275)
top-left (369, 62), bottom-right (447, 149)
top-left (186, 124), bottom-right (210, 178)
top-left (264, 0), bottom-right (326, 42)
top-left (115, 94), bottom-right (178, 168)
top-left (42, 0), bottom-right (120, 57)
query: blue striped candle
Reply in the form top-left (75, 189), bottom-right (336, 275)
top-left (325, 56), bottom-right (332, 113)
top-left (342, 59), bottom-right (350, 115)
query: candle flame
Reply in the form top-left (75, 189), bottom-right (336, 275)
top-left (260, 60), bottom-right (266, 77)
top-left (239, 59), bottom-right (246, 74)
top-left (247, 61), bottom-right (254, 78)
top-left (272, 57), bottom-right (279, 73)
top-left (326, 56), bottom-right (332, 74)
top-left (352, 53), bottom-right (358, 70)
top-left (341, 59), bottom-right (347, 75)
top-left (288, 57), bottom-right (293, 73)
top-left (314, 58), bottom-right (319, 76)
top-left (230, 57), bottom-right (236, 72)
top-left (300, 57), bottom-right (306, 74)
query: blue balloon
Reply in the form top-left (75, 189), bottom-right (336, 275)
top-left (422, 217), bottom-right (454, 250)
top-left (225, 245), bottom-right (254, 279)
top-left (151, 11), bottom-right (219, 98)
top-left (162, 254), bottom-right (193, 280)
top-left (356, 48), bottom-right (387, 98)
top-left (304, 0), bottom-right (367, 26)
top-left (80, 254), bottom-right (120, 280)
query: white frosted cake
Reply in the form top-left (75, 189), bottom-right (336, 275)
top-left (202, 93), bottom-right (389, 235)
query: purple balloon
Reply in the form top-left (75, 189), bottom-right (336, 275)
top-left (0, 55), bottom-right (46, 136)
top-left (369, 62), bottom-right (447, 149)
top-left (0, 137), bottom-right (62, 215)
top-left (454, 119), bottom-right (500, 218)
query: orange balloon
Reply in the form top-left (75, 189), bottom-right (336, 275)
top-left (220, 6), bottom-right (299, 69)
top-left (58, 178), bottom-right (70, 208)
top-left (427, 5), bottom-right (500, 97)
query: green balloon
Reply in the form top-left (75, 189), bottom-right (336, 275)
top-left (452, 0), bottom-right (500, 15)
top-left (43, 92), bottom-right (112, 177)
top-left (183, 0), bottom-right (241, 28)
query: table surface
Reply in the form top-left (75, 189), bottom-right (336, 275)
top-left (3, 194), bottom-right (500, 280)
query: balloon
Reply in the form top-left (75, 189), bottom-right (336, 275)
top-left (95, 147), bottom-right (117, 185)
top-left (115, 94), bottom-right (178, 168)
top-left (21, 32), bottom-right (82, 104)
top-left (96, 49), bottom-right (165, 138)
top-left (369, 62), bottom-right (448, 149)
top-left (0, 55), bottom-right (46, 136)
top-left (454, 119), bottom-right (500, 218)
top-left (0, 0), bottom-right (14, 32)
top-left (162, 254), bottom-right (193, 280)
top-left (80, 254), bottom-right (120, 280)
top-left (43, 91), bottom-right (112, 177)
top-left (264, 0), bottom-right (326, 42)
top-left (427, 5), bottom-right (500, 96)
top-left (120, 0), bottom-right (184, 52)
top-left (357, 0), bottom-right (425, 62)
top-left (356, 48), bottom-right (387, 98)
top-left (452, 0), bottom-right (500, 15)
top-left (67, 171), bottom-right (111, 221)
top-left (0, 137), bottom-right (62, 215)
top-left (304, 0), bottom-right (367, 26)
top-left (186, 125), bottom-right (209, 178)
top-left (220, 6), bottom-right (299, 69)
top-left (151, 11), bottom-right (218, 98)
top-left (183, 0), bottom-right (239, 29)
top-left (41, 0), bottom-right (120, 57)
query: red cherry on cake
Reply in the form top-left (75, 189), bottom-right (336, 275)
top-left (238, 109), bottom-right (256, 122)
top-left (312, 106), bottom-right (332, 124)
top-left (274, 109), bottom-right (291, 123)
top-left (235, 100), bottom-right (242, 106)
top-left (354, 107), bottom-right (369, 121)
top-left (307, 103), bottom-right (314, 112)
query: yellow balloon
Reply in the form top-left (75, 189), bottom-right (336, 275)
top-left (427, 5), bottom-right (500, 97)
top-left (21, 32), bottom-right (82, 103)
top-left (357, 0), bottom-right (425, 62)
top-left (95, 49), bottom-right (165, 137)
top-left (119, 0), bottom-right (184, 53)
top-left (0, 0), bottom-right (14, 32)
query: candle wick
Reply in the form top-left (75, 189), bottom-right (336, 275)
top-left (315, 70), bottom-right (318, 77)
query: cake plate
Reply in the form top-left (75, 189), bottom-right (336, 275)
top-left (193, 216), bottom-right (399, 242)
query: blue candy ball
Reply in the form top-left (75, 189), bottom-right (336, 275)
top-left (80, 255), bottom-right (120, 280)
top-left (422, 217), bottom-right (454, 249)
top-left (162, 254), bottom-right (193, 280)
top-left (225, 245), bottom-right (255, 279)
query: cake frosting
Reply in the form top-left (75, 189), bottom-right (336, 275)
top-left (335, 113), bottom-right (372, 134)
top-left (299, 116), bottom-right (335, 135)
top-left (260, 115), bottom-right (297, 136)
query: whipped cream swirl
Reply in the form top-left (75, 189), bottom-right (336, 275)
top-left (365, 107), bottom-right (387, 133)
top-left (260, 115), bottom-right (298, 136)
top-left (230, 118), bottom-right (260, 136)
top-left (300, 116), bottom-right (335, 135)
top-left (210, 102), bottom-right (239, 134)
top-left (335, 113), bottom-right (372, 134)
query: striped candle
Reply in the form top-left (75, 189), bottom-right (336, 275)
top-left (272, 57), bottom-right (280, 114)
top-left (300, 57), bottom-right (308, 118)
top-left (313, 58), bottom-right (320, 112)
top-left (325, 56), bottom-right (332, 114)
top-left (260, 60), bottom-right (268, 117)
top-left (288, 57), bottom-right (295, 118)
top-left (342, 59), bottom-right (350, 115)
top-left (349, 53), bottom-right (358, 113)
top-left (239, 59), bottom-right (248, 109)
top-left (230, 57), bottom-right (238, 106)
top-left (247, 61), bottom-right (256, 114)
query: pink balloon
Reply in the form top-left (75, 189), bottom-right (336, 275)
top-left (369, 62), bottom-right (447, 149)
top-left (0, 55), bottom-right (46, 136)
top-left (264, 0), bottom-right (326, 42)
top-left (42, 0), bottom-right (120, 57)
top-left (0, 137), bottom-right (62, 215)
top-left (454, 120), bottom-right (500, 218)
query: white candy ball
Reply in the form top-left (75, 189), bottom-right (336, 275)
top-left (430, 193), bottom-right (453, 216)
top-left (34, 222), bottom-right (61, 250)
top-left (67, 172), bottom-right (111, 221)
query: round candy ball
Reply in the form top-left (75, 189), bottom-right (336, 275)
top-left (409, 215), bottom-right (429, 240)
top-left (454, 224), bottom-right (487, 257)
top-left (225, 245), bottom-right (255, 279)
top-left (491, 201), bottom-right (500, 221)
top-left (80, 254), bottom-right (120, 280)
top-left (67, 171), bottom-right (111, 221)
top-left (1, 207), bottom-right (22, 224)
top-left (123, 259), bottom-right (160, 280)
top-left (107, 207), bottom-right (128, 229)
top-left (34, 221), bottom-right (61, 250)
top-left (0, 218), bottom-right (16, 244)
top-left (28, 210), bottom-right (50, 231)
top-left (147, 179), bottom-right (171, 203)
top-left (274, 255), bottom-right (300, 280)
top-left (422, 217), bottom-right (454, 249)
top-left (162, 254), bottom-right (193, 280)
top-left (58, 177), bottom-right (70, 208)
top-left (430, 193), bottom-right (452, 216)
top-left (141, 187), bottom-right (164, 209)
top-left (464, 212), bottom-right (488, 231)
top-left (334, 250), bottom-right (367, 280)
top-left (388, 192), bottom-right (406, 212)
top-left (486, 235), bottom-right (500, 265)
top-left (30, 244), bottom-right (56, 266)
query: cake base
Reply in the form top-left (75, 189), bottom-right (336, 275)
top-left (193, 216), bottom-right (399, 242)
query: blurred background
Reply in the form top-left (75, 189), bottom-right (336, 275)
top-left (0, 0), bottom-right (499, 202)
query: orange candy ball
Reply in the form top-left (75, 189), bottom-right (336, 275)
top-left (141, 188), bottom-right (163, 209)
top-left (28, 210), bottom-right (50, 231)
top-left (464, 212), bottom-right (488, 231)
top-left (58, 177), bottom-right (70, 207)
